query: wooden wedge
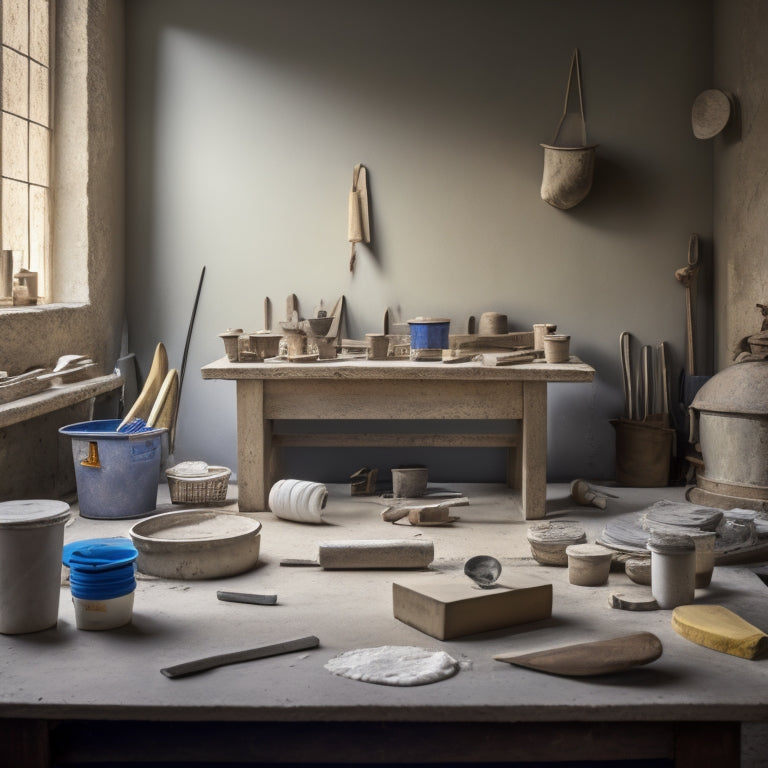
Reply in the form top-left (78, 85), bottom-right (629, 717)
top-left (119, 343), bottom-right (168, 429)
top-left (671, 604), bottom-right (768, 660)
top-left (494, 632), bottom-right (663, 677)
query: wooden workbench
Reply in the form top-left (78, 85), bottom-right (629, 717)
top-left (201, 356), bottom-right (595, 519)
top-left (1, 483), bottom-right (765, 767)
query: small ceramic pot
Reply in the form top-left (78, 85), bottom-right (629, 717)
top-left (565, 543), bottom-right (613, 586)
top-left (533, 323), bottom-right (557, 350)
top-left (391, 467), bottom-right (428, 498)
top-left (249, 333), bottom-right (281, 360)
top-left (219, 329), bottom-right (243, 362)
top-left (366, 333), bottom-right (389, 360)
top-left (478, 312), bottom-right (508, 335)
top-left (543, 334), bottom-right (571, 363)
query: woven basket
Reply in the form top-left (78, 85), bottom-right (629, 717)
top-left (166, 466), bottom-right (231, 504)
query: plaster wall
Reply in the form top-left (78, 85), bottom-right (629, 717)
top-left (125, 0), bottom-right (714, 483)
top-left (713, 0), bottom-right (768, 368)
top-left (0, 0), bottom-right (125, 498)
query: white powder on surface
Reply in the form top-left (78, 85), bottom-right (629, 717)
top-left (324, 645), bottom-right (459, 686)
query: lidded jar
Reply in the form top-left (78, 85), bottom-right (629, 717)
top-left (646, 532), bottom-right (695, 609)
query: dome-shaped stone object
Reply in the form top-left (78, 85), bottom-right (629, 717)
top-left (690, 362), bottom-right (768, 492)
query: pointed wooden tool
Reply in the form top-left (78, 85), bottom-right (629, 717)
top-left (118, 343), bottom-right (168, 429)
top-left (494, 632), bottom-right (663, 676)
top-left (671, 605), bottom-right (768, 660)
top-left (147, 368), bottom-right (179, 450)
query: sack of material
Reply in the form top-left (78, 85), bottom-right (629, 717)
top-left (540, 49), bottom-right (597, 210)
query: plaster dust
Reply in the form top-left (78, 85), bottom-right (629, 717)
top-left (324, 645), bottom-right (459, 686)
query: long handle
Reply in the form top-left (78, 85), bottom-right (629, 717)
top-left (641, 345), bottom-right (651, 420)
top-left (177, 266), bottom-right (206, 424)
top-left (686, 234), bottom-right (699, 375)
top-left (620, 332), bottom-right (632, 420)
top-left (161, 635), bottom-right (319, 679)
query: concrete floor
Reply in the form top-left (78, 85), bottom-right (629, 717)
top-left (2, 481), bottom-right (768, 766)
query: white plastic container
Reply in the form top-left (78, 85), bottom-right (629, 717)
top-left (0, 500), bottom-right (70, 634)
top-left (73, 592), bottom-right (134, 631)
top-left (647, 533), bottom-right (696, 609)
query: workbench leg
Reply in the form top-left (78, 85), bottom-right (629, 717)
top-left (521, 381), bottom-right (547, 519)
top-left (236, 380), bottom-right (271, 512)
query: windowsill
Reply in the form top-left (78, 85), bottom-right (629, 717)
top-left (0, 372), bottom-right (123, 429)
top-left (0, 301), bottom-right (88, 315)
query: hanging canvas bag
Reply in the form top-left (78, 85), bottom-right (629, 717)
top-left (540, 49), bottom-right (597, 210)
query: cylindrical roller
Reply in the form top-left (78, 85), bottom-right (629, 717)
top-left (318, 539), bottom-right (433, 569)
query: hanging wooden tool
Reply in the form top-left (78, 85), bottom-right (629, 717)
top-left (348, 163), bottom-right (370, 272)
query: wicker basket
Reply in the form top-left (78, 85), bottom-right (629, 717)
top-left (166, 465), bottom-right (231, 504)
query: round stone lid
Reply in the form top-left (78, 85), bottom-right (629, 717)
top-left (0, 499), bottom-right (71, 528)
top-left (646, 532), bottom-right (695, 554)
top-left (690, 361), bottom-right (768, 416)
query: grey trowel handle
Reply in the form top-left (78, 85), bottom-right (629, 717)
top-left (161, 635), bottom-right (320, 679)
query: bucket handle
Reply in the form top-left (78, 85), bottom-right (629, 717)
top-left (80, 441), bottom-right (101, 468)
top-left (551, 48), bottom-right (587, 147)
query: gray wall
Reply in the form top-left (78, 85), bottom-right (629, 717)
top-left (713, 0), bottom-right (768, 368)
top-left (125, 0), bottom-right (714, 483)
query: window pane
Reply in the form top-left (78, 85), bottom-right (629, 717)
top-left (29, 60), bottom-right (49, 126)
top-left (1, 177), bottom-right (29, 253)
top-left (29, 0), bottom-right (48, 66)
top-left (2, 0), bottom-right (29, 55)
top-left (2, 46), bottom-right (29, 117)
top-left (1, 112), bottom-right (28, 181)
top-left (29, 184), bottom-right (48, 283)
top-left (28, 122), bottom-right (48, 185)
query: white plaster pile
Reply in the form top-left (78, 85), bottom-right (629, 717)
top-left (324, 645), bottom-right (459, 686)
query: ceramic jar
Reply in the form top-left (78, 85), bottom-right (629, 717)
top-left (565, 543), bottom-right (613, 586)
top-left (543, 334), bottom-right (571, 363)
top-left (268, 479), bottom-right (328, 524)
top-left (647, 533), bottom-right (695, 609)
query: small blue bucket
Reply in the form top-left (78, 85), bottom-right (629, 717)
top-left (59, 419), bottom-right (166, 520)
top-left (65, 538), bottom-right (138, 600)
top-left (408, 318), bottom-right (451, 350)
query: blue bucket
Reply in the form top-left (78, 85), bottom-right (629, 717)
top-left (408, 318), bottom-right (451, 350)
top-left (59, 419), bottom-right (166, 520)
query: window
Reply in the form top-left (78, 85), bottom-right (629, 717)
top-left (1, 0), bottom-right (51, 307)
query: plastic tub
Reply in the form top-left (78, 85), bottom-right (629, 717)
top-left (59, 419), bottom-right (166, 519)
top-left (0, 500), bottom-right (71, 634)
top-left (408, 318), bottom-right (450, 350)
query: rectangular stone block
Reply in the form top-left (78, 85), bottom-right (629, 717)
top-left (393, 575), bottom-right (552, 640)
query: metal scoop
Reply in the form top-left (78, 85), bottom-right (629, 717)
top-left (464, 555), bottom-right (504, 589)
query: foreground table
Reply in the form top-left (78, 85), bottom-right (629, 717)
top-left (1, 484), bottom-right (764, 767)
top-left (201, 356), bottom-right (595, 518)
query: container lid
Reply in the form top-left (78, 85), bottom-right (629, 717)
top-left (59, 418), bottom-right (166, 439)
top-left (63, 538), bottom-right (137, 569)
top-left (690, 362), bottom-right (768, 416)
top-left (407, 317), bottom-right (450, 324)
top-left (565, 543), bottom-right (613, 560)
top-left (646, 532), bottom-right (695, 554)
top-left (0, 499), bottom-right (70, 529)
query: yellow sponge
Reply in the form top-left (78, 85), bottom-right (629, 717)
top-left (671, 605), bottom-right (768, 660)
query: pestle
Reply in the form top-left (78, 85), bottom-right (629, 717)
top-left (570, 479), bottom-right (616, 509)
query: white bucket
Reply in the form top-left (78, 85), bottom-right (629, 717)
top-left (0, 500), bottom-right (71, 634)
